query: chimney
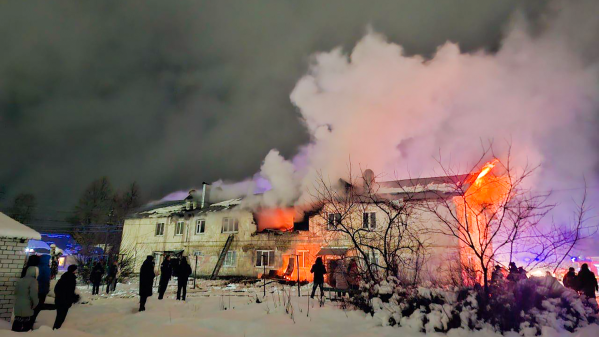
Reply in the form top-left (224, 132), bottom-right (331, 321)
top-left (201, 182), bottom-right (208, 209)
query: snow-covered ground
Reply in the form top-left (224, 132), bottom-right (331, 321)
top-left (0, 279), bottom-right (598, 337)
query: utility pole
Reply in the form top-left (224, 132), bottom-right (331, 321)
top-left (194, 255), bottom-right (198, 288)
top-left (263, 253), bottom-right (266, 298)
top-left (296, 254), bottom-right (300, 297)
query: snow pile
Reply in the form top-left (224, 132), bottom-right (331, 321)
top-left (0, 212), bottom-right (40, 240)
top-left (353, 276), bottom-right (598, 335)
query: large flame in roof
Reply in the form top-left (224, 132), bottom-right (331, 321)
top-left (475, 159), bottom-right (499, 185)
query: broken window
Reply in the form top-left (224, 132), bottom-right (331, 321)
top-left (175, 221), bottom-right (185, 236)
top-left (255, 250), bottom-right (275, 267)
top-left (221, 217), bottom-right (239, 233)
top-left (195, 219), bottom-right (206, 234)
top-left (155, 223), bottom-right (165, 236)
top-left (362, 212), bottom-right (377, 230)
top-left (223, 251), bottom-right (236, 267)
top-left (327, 213), bottom-right (342, 230)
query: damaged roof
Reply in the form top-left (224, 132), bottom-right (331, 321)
top-left (128, 198), bottom-right (242, 219)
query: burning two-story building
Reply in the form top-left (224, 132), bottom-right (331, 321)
top-left (120, 165), bottom-right (503, 284)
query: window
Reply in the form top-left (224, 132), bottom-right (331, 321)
top-left (175, 221), bottom-right (185, 236)
top-left (327, 213), bottom-right (342, 230)
top-left (255, 250), bottom-right (275, 267)
top-left (362, 212), bottom-right (377, 230)
top-left (297, 250), bottom-right (309, 268)
top-left (223, 251), bottom-right (236, 267)
top-left (369, 250), bottom-right (379, 265)
top-left (155, 223), bottom-right (165, 236)
top-left (221, 217), bottom-right (239, 233)
top-left (195, 219), bottom-right (206, 234)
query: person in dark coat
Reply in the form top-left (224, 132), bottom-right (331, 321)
top-left (176, 257), bottom-right (192, 301)
top-left (32, 255), bottom-right (52, 324)
top-left (157, 255), bottom-right (172, 300)
top-left (90, 262), bottom-right (104, 295)
top-left (310, 257), bottom-right (327, 299)
top-left (53, 265), bottom-right (78, 330)
top-left (139, 256), bottom-right (155, 311)
top-left (171, 257), bottom-right (180, 278)
top-left (50, 257), bottom-right (59, 280)
top-left (563, 267), bottom-right (578, 291)
top-left (507, 262), bottom-right (519, 282)
top-left (517, 267), bottom-right (528, 280)
top-left (21, 255), bottom-right (40, 278)
top-left (106, 261), bottom-right (118, 294)
top-left (577, 263), bottom-right (598, 298)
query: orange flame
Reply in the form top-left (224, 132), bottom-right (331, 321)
top-left (475, 159), bottom-right (499, 185)
top-left (456, 158), bottom-right (511, 285)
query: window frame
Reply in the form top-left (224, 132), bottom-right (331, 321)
top-left (362, 212), bottom-right (377, 230)
top-left (221, 217), bottom-right (239, 233)
top-left (297, 250), bottom-right (309, 268)
top-left (327, 213), bottom-right (342, 230)
top-left (155, 223), bottom-right (165, 236)
top-left (175, 221), bottom-right (185, 236)
top-left (195, 219), bottom-right (206, 235)
top-left (255, 250), bottom-right (275, 268)
top-left (223, 251), bottom-right (236, 267)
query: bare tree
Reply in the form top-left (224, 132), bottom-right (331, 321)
top-left (310, 165), bottom-right (426, 284)
top-left (7, 193), bottom-right (37, 224)
top-left (423, 143), bottom-right (593, 294)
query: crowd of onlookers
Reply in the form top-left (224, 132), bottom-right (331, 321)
top-left (138, 254), bottom-right (193, 311)
top-left (12, 254), bottom-right (80, 332)
top-left (490, 261), bottom-right (598, 299)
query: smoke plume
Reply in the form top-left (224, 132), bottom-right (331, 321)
top-left (215, 1), bottom-right (599, 231)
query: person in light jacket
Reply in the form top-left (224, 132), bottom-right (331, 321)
top-left (12, 266), bottom-right (39, 332)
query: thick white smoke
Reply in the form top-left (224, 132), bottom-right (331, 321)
top-left (210, 0), bottom-right (599, 248)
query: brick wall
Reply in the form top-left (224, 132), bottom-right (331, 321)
top-left (0, 237), bottom-right (28, 322)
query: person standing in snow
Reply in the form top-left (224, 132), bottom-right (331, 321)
top-left (139, 256), bottom-right (155, 311)
top-left (506, 262), bottom-right (519, 282)
top-left (53, 264), bottom-right (78, 330)
top-left (21, 255), bottom-right (40, 278)
top-left (577, 263), bottom-right (598, 299)
top-left (106, 260), bottom-right (118, 294)
top-left (12, 266), bottom-right (39, 332)
top-left (563, 267), bottom-right (578, 291)
top-left (310, 257), bottom-right (327, 299)
top-left (157, 255), bottom-right (172, 300)
top-left (517, 267), bottom-right (528, 280)
top-left (347, 259), bottom-right (360, 292)
top-left (32, 255), bottom-right (52, 324)
top-left (176, 257), bottom-right (192, 301)
top-left (50, 256), bottom-right (59, 280)
top-left (90, 262), bottom-right (104, 295)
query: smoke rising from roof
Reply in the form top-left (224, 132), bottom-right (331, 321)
top-left (215, 1), bottom-right (599, 246)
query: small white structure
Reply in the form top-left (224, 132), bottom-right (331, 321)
top-left (0, 212), bottom-right (41, 321)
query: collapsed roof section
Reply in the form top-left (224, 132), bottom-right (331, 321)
top-left (128, 197), bottom-right (242, 219)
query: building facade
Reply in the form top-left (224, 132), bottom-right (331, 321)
top-left (119, 172), bottom-right (483, 285)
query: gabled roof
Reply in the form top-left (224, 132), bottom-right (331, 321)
top-left (0, 212), bottom-right (41, 240)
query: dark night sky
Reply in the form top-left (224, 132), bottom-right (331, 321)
top-left (1, 0), bottom-right (545, 219)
